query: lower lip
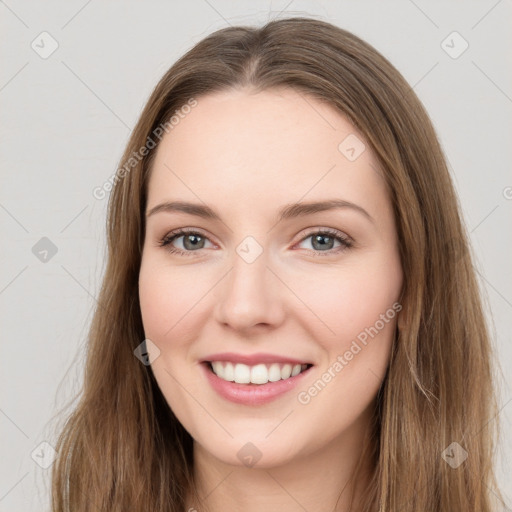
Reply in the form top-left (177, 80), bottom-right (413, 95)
top-left (201, 362), bottom-right (313, 405)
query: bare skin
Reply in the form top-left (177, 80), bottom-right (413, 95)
top-left (139, 87), bottom-right (403, 511)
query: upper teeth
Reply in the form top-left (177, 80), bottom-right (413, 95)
top-left (211, 362), bottom-right (308, 385)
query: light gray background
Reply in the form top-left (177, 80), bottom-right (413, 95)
top-left (1, 1), bottom-right (511, 510)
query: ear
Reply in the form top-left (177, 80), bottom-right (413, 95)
top-left (397, 300), bottom-right (407, 332)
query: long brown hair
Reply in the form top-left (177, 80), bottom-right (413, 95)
top-left (50, 17), bottom-right (504, 511)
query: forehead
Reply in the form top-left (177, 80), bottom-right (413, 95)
top-left (147, 87), bottom-right (389, 220)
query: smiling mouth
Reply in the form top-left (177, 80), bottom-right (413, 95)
top-left (205, 361), bottom-right (313, 385)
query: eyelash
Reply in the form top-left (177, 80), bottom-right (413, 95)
top-left (157, 228), bottom-right (353, 258)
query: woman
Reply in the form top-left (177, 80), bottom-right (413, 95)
top-left (51, 17), bottom-right (504, 512)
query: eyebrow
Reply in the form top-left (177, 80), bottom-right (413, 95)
top-left (146, 199), bottom-right (374, 223)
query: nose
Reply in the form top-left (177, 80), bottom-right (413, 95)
top-left (214, 245), bottom-right (286, 333)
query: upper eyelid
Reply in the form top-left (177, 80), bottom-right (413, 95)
top-left (164, 227), bottom-right (216, 245)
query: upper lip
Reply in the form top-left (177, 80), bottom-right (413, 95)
top-left (201, 352), bottom-right (313, 366)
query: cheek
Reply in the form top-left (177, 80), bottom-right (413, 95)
top-left (295, 256), bottom-right (402, 349)
top-left (138, 259), bottom-right (210, 342)
top-left (292, 263), bottom-right (400, 438)
top-left (138, 259), bottom-right (209, 427)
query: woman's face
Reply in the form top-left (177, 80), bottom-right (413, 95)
top-left (139, 87), bottom-right (403, 468)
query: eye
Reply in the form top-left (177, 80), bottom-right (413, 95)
top-left (295, 228), bottom-right (353, 256)
top-left (158, 229), bottom-right (214, 257)
top-left (158, 227), bottom-right (353, 257)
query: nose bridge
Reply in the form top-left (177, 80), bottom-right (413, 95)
top-left (215, 235), bottom-right (284, 329)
